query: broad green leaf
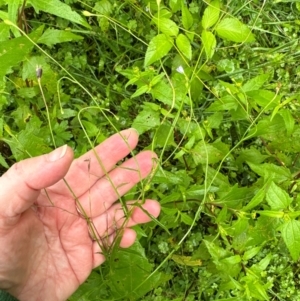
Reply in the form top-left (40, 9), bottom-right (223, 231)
top-left (192, 141), bottom-right (224, 165)
top-left (155, 123), bottom-right (175, 148)
top-left (107, 241), bottom-right (167, 299)
top-left (202, 0), bottom-right (220, 29)
top-left (0, 23), bottom-right (10, 42)
top-left (181, 4), bottom-right (193, 29)
top-left (181, 213), bottom-right (193, 225)
top-left (132, 105), bottom-right (160, 134)
top-left (202, 30), bottom-right (216, 59)
top-left (38, 28), bottom-right (83, 46)
top-left (243, 179), bottom-right (272, 211)
top-left (236, 147), bottom-right (269, 166)
top-left (94, 0), bottom-right (113, 15)
top-left (242, 246), bottom-right (262, 261)
top-left (207, 95), bottom-right (239, 111)
top-left (0, 26), bottom-right (43, 79)
top-left (29, 0), bottom-right (91, 28)
top-left (131, 85), bottom-right (149, 98)
top-left (280, 220), bottom-right (300, 261)
top-left (171, 254), bottom-right (202, 266)
top-left (81, 120), bottom-right (99, 138)
top-left (242, 73), bottom-right (270, 92)
top-left (151, 81), bottom-right (179, 108)
top-left (0, 10), bottom-right (8, 21)
top-left (246, 278), bottom-right (269, 301)
top-left (144, 34), bottom-right (173, 66)
top-left (247, 162), bottom-right (292, 183)
top-left (279, 108), bottom-right (295, 136)
top-left (266, 181), bottom-right (292, 210)
top-left (246, 90), bottom-right (280, 109)
top-left (153, 17), bottom-right (179, 37)
top-left (7, 0), bottom-right (21, 37)
top-left (169, 0), bottom-right (181, 12)
top-left (215, 17), bottom-right (255, 43)
top-left (176, 33), bottom-right (192, 60)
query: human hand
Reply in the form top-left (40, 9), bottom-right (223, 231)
top-left (0, 128), bottom-right (160, 301)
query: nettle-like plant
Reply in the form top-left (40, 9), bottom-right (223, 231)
top-left (1, 0), bottom-right (300, 300)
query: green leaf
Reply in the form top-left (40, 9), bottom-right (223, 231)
top-left (155, 123), bottom-right (175, 148)
top-left (202, 30), bottom-right (216, 59)
top-left (144, 34), bottom-right (173, 67)
top-left (181, 213), bottom-right (193, 225)
top-left (30, 0), bottom-right (91, 28)
top-left (243, 180), bottom-right (271, 211)
top-left (94, 0), bottom-right (113, 15)
top-left (153, 17), bottom-right (179, 37)
top-left (176, 33), bottom-right (192, 60)
top-left (131, 85), bottom-right (149, 98)
top-left (242, 74), bottom-right (270, 92)
top-left (0, 26), bottom-right (44, 78)
top-left (7, 0), bottom-right (21, 37)
top-left (266, 181), bottom-right (292, 210)
top-left (247, 162), bottom-right (292, 183)
top-left (202, 0), bottom-right (220, 29)
top-left (192, 141), bottom-right (224, 165)
top-left (279, 109), bottom-right (295, 136)
top-left (0, 22), bottom-right (10, 42)
top-left (169, 0), bottom-right (181, 12)
top-left (215, 17), bottom-right (255, 43)
top-left (38, 28), bottom-right (83, 46)
top-left (280, 220), bottom-right (300, 261)
top-left (132, 105), bottom-right (160, 134)
top-left (242, 246), bottom-right (262, 261)
top-left (181, 4), bottom-right (193, 30)
top-left (246, 90), bottom-right (280, 109)
top-left (107, 241), bottom-right (167, 299)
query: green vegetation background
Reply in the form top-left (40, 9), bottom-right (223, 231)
top-left (1, 0), bottom-right (300, 300)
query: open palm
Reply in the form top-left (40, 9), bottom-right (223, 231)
top-left (0, 129), bottom-right (160, 301)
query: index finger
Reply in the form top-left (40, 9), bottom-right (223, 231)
top-left (49, 128), bottom-right (139, 197)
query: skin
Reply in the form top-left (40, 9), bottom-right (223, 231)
top-left (0, 128), bottom-right (160, 301)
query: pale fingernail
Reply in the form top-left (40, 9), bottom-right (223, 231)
top-left (48, 145), bottom-right (68, 162)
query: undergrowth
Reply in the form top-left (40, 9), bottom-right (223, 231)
top-left (1, 0), bottom-right (300, 300)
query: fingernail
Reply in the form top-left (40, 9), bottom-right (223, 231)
top-left (48, 145), bottom-right (68, 162)
top-left (130, 128), bottom-right (139, 135)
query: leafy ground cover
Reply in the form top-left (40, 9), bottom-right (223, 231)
top-left (1, 0), bottom-right (300, 300)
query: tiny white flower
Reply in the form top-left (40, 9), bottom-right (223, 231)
top-left (176, 65), bottom-right (184, 74)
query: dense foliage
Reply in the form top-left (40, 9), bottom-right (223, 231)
top-left (1, 0), bottom-right (300, 300)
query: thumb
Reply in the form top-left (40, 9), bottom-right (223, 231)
top-left (0, 145), bottom-right (73, 217)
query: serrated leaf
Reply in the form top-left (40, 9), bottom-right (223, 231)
top-left (30, 0), bottom-right (91, 29)
top-left (202, 0), bottom-right (220, 29)
top-left (279, 108), bottom-right (294, 136)
top-left (132, 106), bottom-right (160, 134)
top-left (242, 73), bottom-right (269, 92)
top-left (38, 28), bottom-right (83, 46)
top-left (171, 254), bottom-right (202, 266)
top-left (81, 120), bottom-right (99, 138)
top-left (153, 17), bottom-right (179, 37)
top-left (176, 33), bottom-right (192, 60)
top-left (181, 213), bottom-right (193, 225)
top-left (215, 17), bottom-right (255, 43)
top-left (202, 30), bottom-right (216, 59)
top-left (181, 4), bottom-right (193, 30)
top-left (243, 180), bottom-right (271, 211)
top-left (0, 23), bottom-right (10, 42)
top-left (266, 181), bottom-right (292, 210)
top-left (280, 220), bottom-right (300, 261)
top-left (144, 34), bottom-right (173, 67)
top-left (0, 26), bottom-right (43, 78)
